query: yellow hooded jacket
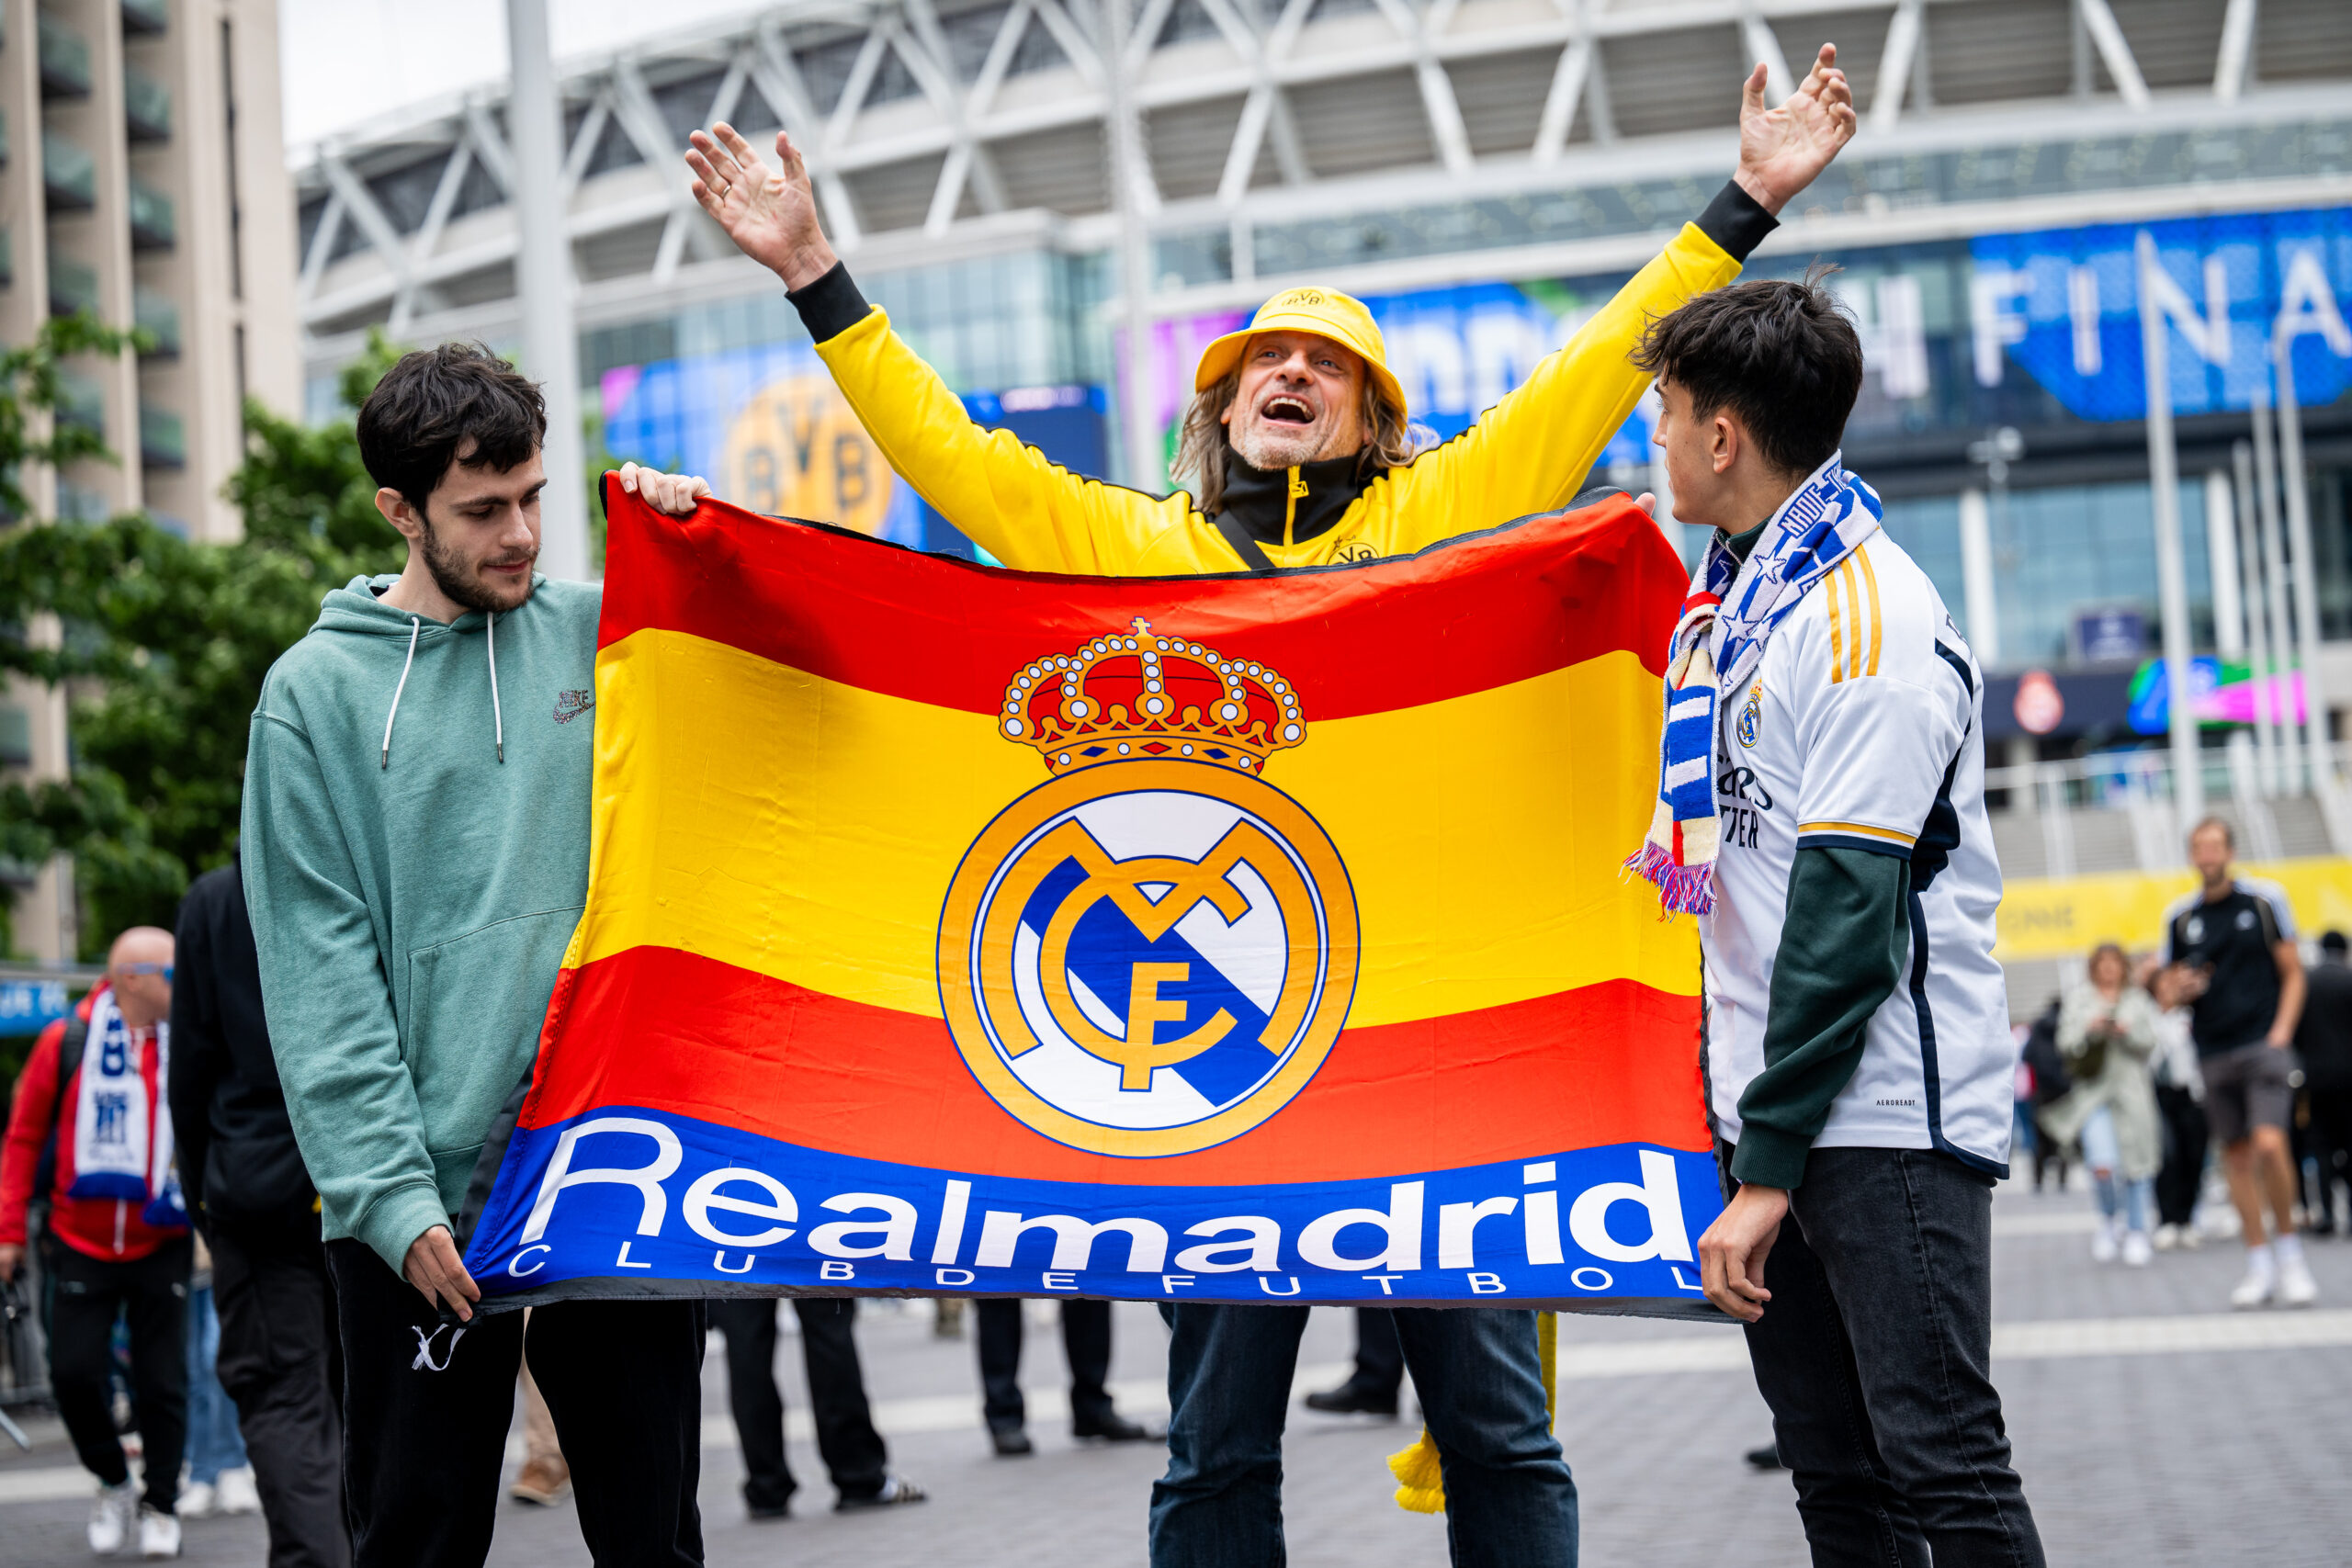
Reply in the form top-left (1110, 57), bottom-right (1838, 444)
top-left (789, 182), bottom-right (1776, 576)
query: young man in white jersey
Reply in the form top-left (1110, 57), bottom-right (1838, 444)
top-left (1625, 274), bottom-right (2043, 1565)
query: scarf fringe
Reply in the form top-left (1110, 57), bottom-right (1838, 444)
top-left (1622, 842), bottom-right (1716, 917)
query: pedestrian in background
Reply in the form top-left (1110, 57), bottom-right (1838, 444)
top-left (178, 1232), bottom-right (262, 1518)
top-left (2042, 943), bottom-right (2162, 1267)
top-left (2159, 818), bottom-right (2316, 1307)
top-left (2293, 930), bottom-right (2352, 1237)
top-left (0, 930), bottom-right (190, 1558)
top-left (976, 1298), bottom-right (1154, 1454)
top-left (171, 854), bottom-right (351, 1567)
top-left (2141, 953), bottom-right (2209, 1251)
top-left (1301, 1309), bottom-right (1403, 1418)
top-left (710, 1297), bottom-right (924, 1515)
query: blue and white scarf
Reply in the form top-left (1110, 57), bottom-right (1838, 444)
top-left (1625, 454), bottom-right (1883, 916)
top-left (66, 987), bottom-right (185, 1227)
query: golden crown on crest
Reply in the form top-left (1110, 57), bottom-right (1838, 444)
top-left (999, 618), bottom-right (1306, 776)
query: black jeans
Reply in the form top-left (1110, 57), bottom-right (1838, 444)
top-left (2301, 1088), bottom-right (2352, 1229)
top-left (1723, 1145), bottom-right (2043, 1568)
top-left (976, 1298), bottom-right (1113, 1432)
top-left (323, 1240), bottom-right (704, 1567)
top-left (47, 1235), bottom-right (191, 1513)
top-left (2154, 1083), bottom-right (2209, 1229)
top-left (708, 1296), bottom-right (888, 1507)
top-left (211, 1224), bottom-right (349, 1568)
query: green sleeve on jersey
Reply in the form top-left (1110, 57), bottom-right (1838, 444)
top-left (1730, 846), bottom-right (1913, 1190)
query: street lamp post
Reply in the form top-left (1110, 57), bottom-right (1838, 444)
top-left (507, 0), bottom-right (591, 581)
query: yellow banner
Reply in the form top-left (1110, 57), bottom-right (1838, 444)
top-left (1995, 856), bottom-right (2352, 962)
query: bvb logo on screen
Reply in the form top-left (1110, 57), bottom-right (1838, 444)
top-left (723, 372), bottom-right (896, 536)
top-left (938, 621), bottom-right (1359, 1156)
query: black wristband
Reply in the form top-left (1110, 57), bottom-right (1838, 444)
top-left (786, 261), bottom-right (871, 344)
top-left (1695, 180), bottom-right (1779, 264)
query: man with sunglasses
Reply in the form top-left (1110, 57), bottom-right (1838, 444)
top-left (0, 927), bottom-right (193, 1557)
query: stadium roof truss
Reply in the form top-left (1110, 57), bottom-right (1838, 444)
top-left (294, 0), bottom-right (2352, 358)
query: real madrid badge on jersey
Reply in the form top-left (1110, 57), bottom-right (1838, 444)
top-left (1736, 682), bottom-right (1762, 749)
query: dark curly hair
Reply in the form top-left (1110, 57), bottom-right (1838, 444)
top-left (356, 342), bottom-right (548, 516)
top-left (1633, 264), bottom-right (1862, 478)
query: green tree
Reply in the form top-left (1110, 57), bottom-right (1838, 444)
top-left (0, 330), bottom-right (404, 954)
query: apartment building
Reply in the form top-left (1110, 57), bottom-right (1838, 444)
top-left (0, 0), bottom-right (300, 961)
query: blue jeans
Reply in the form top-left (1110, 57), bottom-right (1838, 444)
top-left (1148, 1304), bottom-right (1575, 1568)
top-left (184, 1284), bottom-right (248, 1484)
top-left (2080, 1106), bottom-right (2154, 1233)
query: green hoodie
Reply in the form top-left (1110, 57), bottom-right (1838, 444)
top-left (241, 573), bottom-right (602, 1270)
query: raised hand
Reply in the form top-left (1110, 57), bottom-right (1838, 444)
top-left (686, 123), bottom-right (839, 290)
top-left (1733, 43), bottom-right (1858, 217)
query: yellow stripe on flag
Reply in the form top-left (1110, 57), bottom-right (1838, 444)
top-left (571, 629), bottom-right (1698, 1026)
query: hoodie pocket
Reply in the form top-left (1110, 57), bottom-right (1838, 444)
top-left (404, 906), bottom-right (584, 1157)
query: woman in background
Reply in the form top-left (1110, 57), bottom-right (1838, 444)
top-left (2044, 942), bottom-right (2165, 1266)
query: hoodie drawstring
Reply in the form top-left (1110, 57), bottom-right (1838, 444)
top-left (487, 612), bottom-right (504, 764)
top-left (381, 617), bottom-right (423, 769)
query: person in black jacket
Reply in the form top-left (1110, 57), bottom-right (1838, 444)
top-left (2295, 931), bottom-right (2352, 1235)
top-left (169, 854), bottom-right (351, 1568)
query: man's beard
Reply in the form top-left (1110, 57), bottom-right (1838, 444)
top-left (1227, 413), bottom-right (1328, 472)
top-left (420, 517), bottom-right (536, 615)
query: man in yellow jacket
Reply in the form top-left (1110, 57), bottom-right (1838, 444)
top-left (686, 45), bottom-right (1853, 1567)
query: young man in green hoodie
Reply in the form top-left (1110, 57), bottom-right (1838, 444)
top-left (240, 344), bottom-right (711, 1567)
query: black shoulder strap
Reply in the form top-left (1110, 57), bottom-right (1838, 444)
top-left (32, 1017), bottom-right (90, 1203)
top-left (1208, 510), bottom-right (1275, 572)
top-left (57, 1015), bottom-right (88, 1083)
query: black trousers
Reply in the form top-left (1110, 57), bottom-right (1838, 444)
top-left (211, 1224), bottom-right (350, 1568)
top-left (976, 1298), bottom-right (1112, 1430)
top-left (1724, 1145), bottom-right (2044, 1568)
top-left (323, 1240), bottom-right (704, 1568)
top-left (2154, 1083), bottom-right (2210, 1229)
top-left (47, 1235), bottom-right (190, 1513)
top-left (1346, 1308), bottom-right (1403, 1395)
top-left (708, 1296), bottom-right (888, 1508)
top-left (2304, 1088), bottom-right (2352, 1228)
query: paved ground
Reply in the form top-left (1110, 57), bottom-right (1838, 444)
top-left (6, 1179), bottom-right (2352, 1566)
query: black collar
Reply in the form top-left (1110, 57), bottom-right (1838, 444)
top-left (1213, 448), bottom-right (1375, 547)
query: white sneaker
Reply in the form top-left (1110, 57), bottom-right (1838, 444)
top-left (2232, 1258), bottom-right (2278, 1309)
top-left (88, 1481), bottom-right (137, 1555)
top-left (175, 1482), bottom-right (215, 1521)
top-left (214, 1467), bottom-right (262, 1517)
top-left (2153, 1224), bottom-right (2180, 1252)
top-left (2179, 1224), bottom-right (2205, 1250)
top-left (2091, 1218), bottom-right (2120, 1264)
top-left (136, 1507), bottom-right (180, 1560)
top-left (2122, 1230), bottom-right (2154, 1267)
top-left (2279, 1252), bottom-right (2321, 1307)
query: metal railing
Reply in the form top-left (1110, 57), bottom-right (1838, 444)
top-left (45, 244), bottom-right (96, 318)
top-left (122, 65), bottom-right (170, 141)
top-left (36, 10), bottom-right (89, 99)
top-left (138, 402), bottom-right (183, 468)
top-left (132, 283), bottom-right (178, 355)
top-left (40, 130), bottom-right (94, 210)
top-left (1984, 743), bottom-right (2352, 875)
top-left (128, 179), bottom-right (174, 249)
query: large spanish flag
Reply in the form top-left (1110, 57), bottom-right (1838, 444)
top-left (460, 483), bottom-right (1720, 1314)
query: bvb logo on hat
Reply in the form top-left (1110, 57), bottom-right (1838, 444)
top-left (936, 619), bottom-right (1359, 1156)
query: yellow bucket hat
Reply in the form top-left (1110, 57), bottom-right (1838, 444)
top-left (1193, 285), bottom-right (1408, 421)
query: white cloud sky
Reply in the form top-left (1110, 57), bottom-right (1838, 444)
top-left (277, 0), bottom-right (764, 149)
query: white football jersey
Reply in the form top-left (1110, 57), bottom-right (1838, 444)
top-left (1699, 529), bottom-right (2013, 1174)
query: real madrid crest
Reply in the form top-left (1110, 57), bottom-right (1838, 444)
top-left (1736, 682), bottom-right (1761, 750)
top-left (936, 619), bottom-right (1359, 1156)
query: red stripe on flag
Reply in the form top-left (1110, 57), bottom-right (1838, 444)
top-left (520, 946), bottom-right (1708, 1184)
top-left (595, 484), bottom-right (1681, 721)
